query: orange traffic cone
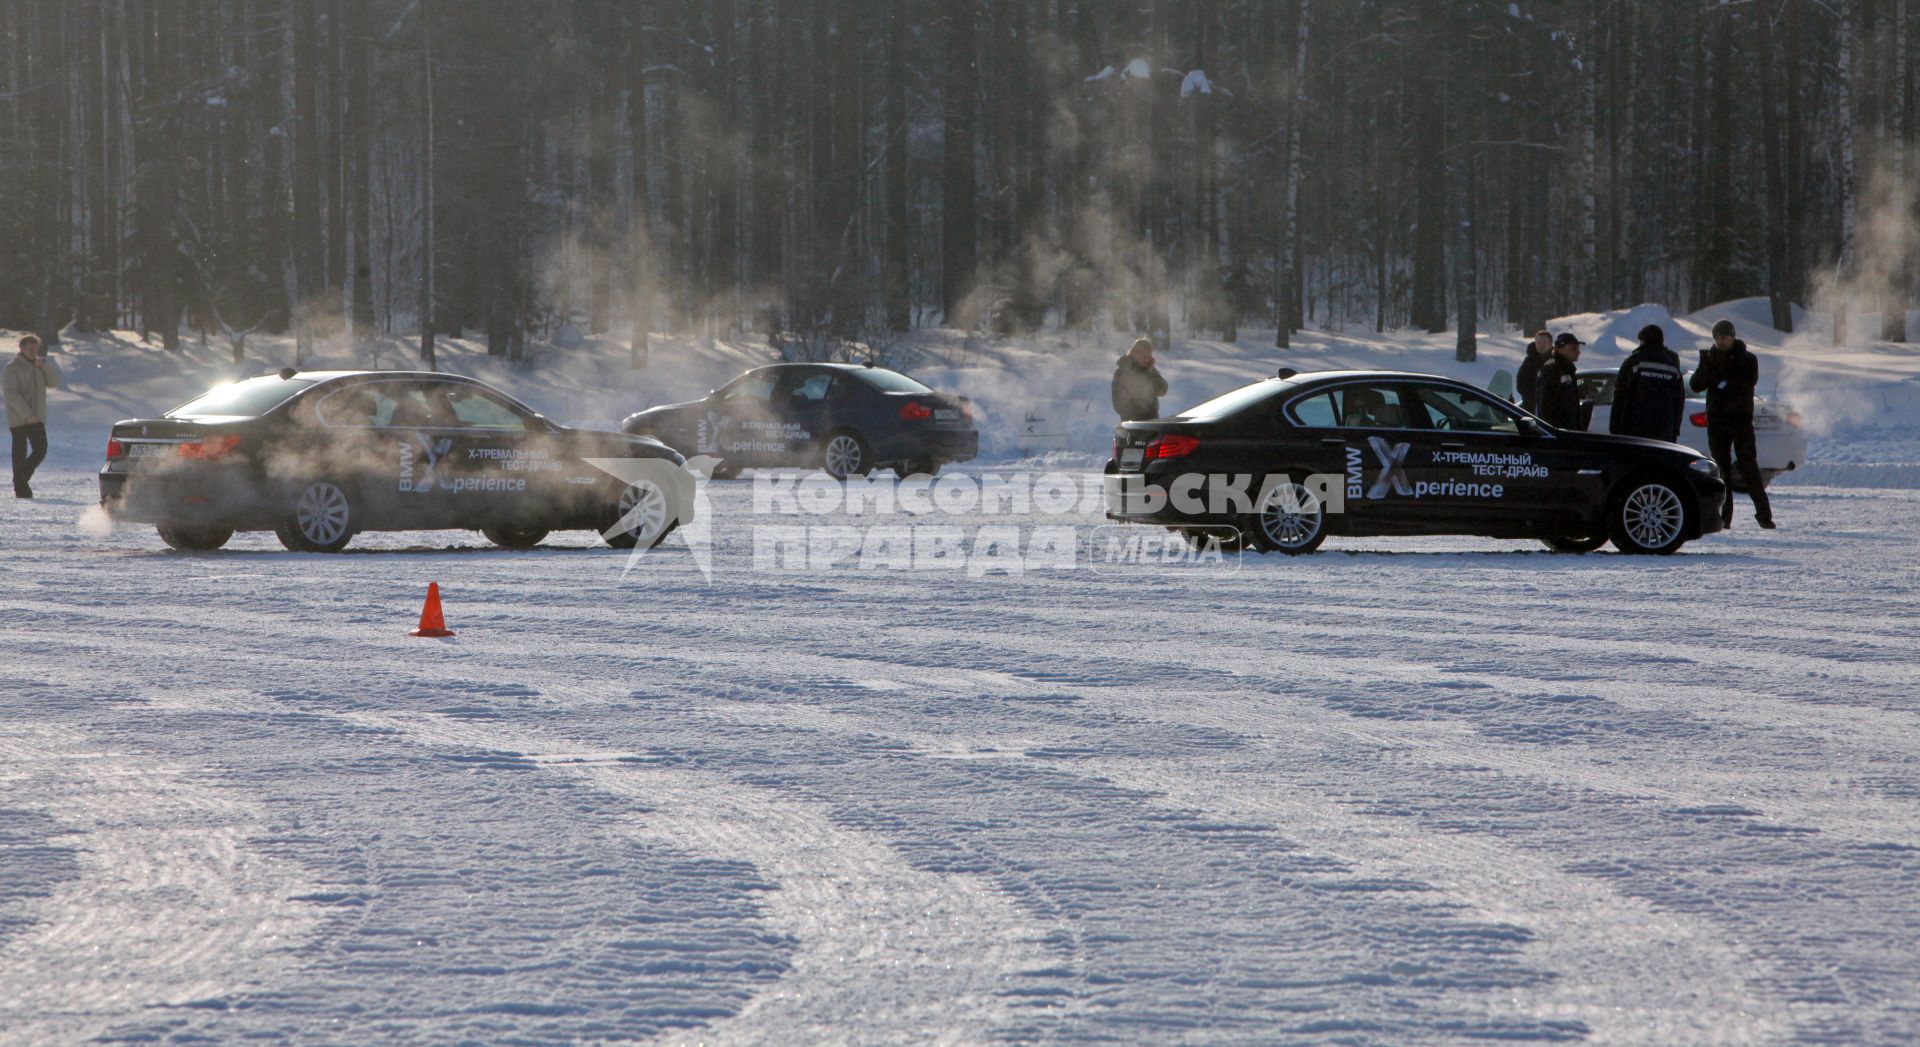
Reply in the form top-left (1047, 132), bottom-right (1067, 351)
top-left (410, 582), bottom-right (456, 637)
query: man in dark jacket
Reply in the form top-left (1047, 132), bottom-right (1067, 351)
top-left (1610, 323), bottom-right (1686, 442)
top-left (1515, 329), bottom-right (1552, 411)
top-left (1533, 332), bottom-right (1584, 429)
top-left (1691, 319), bottom-right (1775, 529)
top-left (1111, 337), bottom-right (1169, 422)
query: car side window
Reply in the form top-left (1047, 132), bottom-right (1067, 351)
top-left (790, 373), bottom-right (836, 402)
top-left (1287, 392), bottom-right (1340, 427)
top-left (1414, 385), bottom-right (1522, 434)
top-left (1332, 385), bottom-right (1422, 429)
top-left (1579, 375), bottom-right (1614, 406)
top-left (387, 386), bottom-right (457, 429)
top-left (721, 373), bottom-right (780, 403)
top-left (316, 385), bottom-right (398, 428)
top-left (445, 386), bottom-right (530, 430)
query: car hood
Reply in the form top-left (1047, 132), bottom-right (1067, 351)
top-left (623, 400), bottom-right (703, 427)
top-left (557, 425), bottom-right (685, 462)
top-left (1551, 427), bottom-right (1702, 459)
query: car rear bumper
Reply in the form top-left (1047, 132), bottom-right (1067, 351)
top-left (99, 467), bottom-right (266, 527)
top-left (875, 428), bottom-right (979, 465)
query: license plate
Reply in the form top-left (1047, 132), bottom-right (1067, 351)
top-left (126, 442), bottom-right (179, 458)
top-left (934, 409), bottom-right (959, 421)
top-left (1120, 447), bottom-right (1144, 469)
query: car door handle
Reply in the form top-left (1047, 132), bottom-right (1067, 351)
top-left (1319, 438), bottom-right (1345, 447)
top-left (1440, 441), bottom-right (1466, 449)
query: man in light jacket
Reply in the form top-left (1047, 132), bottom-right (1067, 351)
top-left (4, 334), bottom-right (61, 499)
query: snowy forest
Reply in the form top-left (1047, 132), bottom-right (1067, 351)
top-left (0, 0), bottom-right (1913, 367)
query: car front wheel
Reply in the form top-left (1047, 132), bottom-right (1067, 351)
top-left (275, 480), bottom-right (356, 552)
top-left (822, 432), bottom-right (871, 480)
top-left (603, 479), bottom-right (676, 549)
top-left (157, 525), bottom-right (234, 551)
top-left (1608, 477), bottom-right (1691, 555)
top-left (483, 525), bottom-right (550, 550)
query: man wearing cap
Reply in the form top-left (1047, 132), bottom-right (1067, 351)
top-left (4, 334), bottom-right (60, 499)
top-left (1691, 319), bottom-right (1775, 529)
top-left (1610, 323), bottom-right (1686, 443)
top-left (1533, 332), bottom-right (1584, 430)
top-left (1515, 329), bottom-right (1552, 411)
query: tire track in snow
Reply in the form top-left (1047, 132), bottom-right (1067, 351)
top-left (329, 708), bottom-right (1056, 1045)
top-left (0, 724), bottom-right (317, 1043)
top-left (671, 693), bottom-right (1795, 1045)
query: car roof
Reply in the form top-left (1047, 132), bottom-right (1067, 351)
top-left (263, 369), bottom-right (492, 384)
top-left (1282, 369), bottom-right (1490, 387)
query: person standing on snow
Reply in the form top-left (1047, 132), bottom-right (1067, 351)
top-left (1691, 319), bottom-right (1775, 530)
top-left (5, 334), bottom-right (60, 499)
top-left (1515, 329), bottom-right (1552, 411)
top-left (1609, 323), bottom-right (1686, 443)
top-left (1111, 337), bottom-right (1169, 422)
top-left (1532, 332), bottom-right (1584, 429)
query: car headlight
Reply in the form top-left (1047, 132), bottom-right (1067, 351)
top-left (1689, 458), bottom-right (1721, 479)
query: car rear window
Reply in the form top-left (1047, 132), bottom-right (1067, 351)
top-left (851, 368), bottom-right (933, 394)
top-left (1174, 379), bottom-right (1292, 421)
top-left (169, 377), bottom-right (317, 418)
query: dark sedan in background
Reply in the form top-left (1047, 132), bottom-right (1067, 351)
top-left (100, 370), bottom-right (693, 552)
top-left (1106, 369), bottom-right (1727, 555)
top-left (622, 362), bottom-right (978, 479)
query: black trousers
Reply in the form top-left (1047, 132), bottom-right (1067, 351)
top-left (10, 422), bottom-right (47, 495)
top-left (1708, 419), bottom-right (1772, 524)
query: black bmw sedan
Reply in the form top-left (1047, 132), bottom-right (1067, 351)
top-left (100, 370), bottom-right (695, 552)
top-left (622, 363), bottom-right (978, 479)
top-left (1105, 369), bottom-right (1727, 555)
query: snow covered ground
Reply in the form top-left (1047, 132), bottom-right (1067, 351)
top-left (4, 308), bottom-right (1920, 1043)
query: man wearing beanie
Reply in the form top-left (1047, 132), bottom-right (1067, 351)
top-left (1609, 323), bottom-right (1686, 442)
top-left (1111, 336), bottom-right (1168, 422)
top-left (1691, 319), bottom-right (1775, 529)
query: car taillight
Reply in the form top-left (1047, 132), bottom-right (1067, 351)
top-left (1689, 411), bottom-right (1709, 428)
top-left (1785, 411), bottom-right (1804, 427)
top-left (1143, 434), bottom-right (1201, 460)
top-left (900, 402), bottom-right (933, 421)
top-left (106, 437), bottom-right (124, 459)
top-left (178, 434), bottom-right (242, 460)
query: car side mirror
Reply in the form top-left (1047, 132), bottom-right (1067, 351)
top-left (1517, 418), bottom-right (1544, 436)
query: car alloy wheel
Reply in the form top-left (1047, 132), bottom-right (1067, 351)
top-left (276, 480), bottom-right (355, 552)
top-left (823, 434), bottom-right (866, 479)
top-left (1613, 480), bottom-right (1688, 554)
top-left (482, 525), bottom-right (550, 550)
top-left (1252, 480), bottom-right (1327, 555)
top-left (156, 526), bottom-right (234, 552)
top-left (604, 479), bottom-right (671, 549)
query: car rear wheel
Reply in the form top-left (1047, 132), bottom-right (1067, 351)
top-left (822, 432), bottom-right (871, 480)
top-left (1608, 477), bottom-right (1691, 555)
top-left (893, 459), bottom-right (939, 479)
top-left (482, 525), bottom-right (549, 550)
top-left (275, 480), bottom-right (355, 552)
top-left (1246, 479), bottom-right (1328, 555)
top-left (156, 525), bottom-right (234, 551)
top-left (603, 479), bottom-right (676, 549)
top-left (1541, 535), bottom-right (1607, 553)
top-left (708, 460), bottom-right (742, 481)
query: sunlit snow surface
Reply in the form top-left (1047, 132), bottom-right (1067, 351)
top-left (3, 445), bottom-right (1918, 1044)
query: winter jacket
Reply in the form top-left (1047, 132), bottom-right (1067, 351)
top-left (1533, 354), bottom-right (1582, 430)
top-left (1610, 343), bottom-right (1687, 442)
top-left (1515, 347), bottom-right (1548, 410)
top-left (3, 352), bottom-right (60, 429)
top-left (1689, 339), bottom-right (1760, 421)
top-left (1111, 354), bottom-right (1169, 422)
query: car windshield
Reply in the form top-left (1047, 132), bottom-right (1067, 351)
top-left (1173, 379), bottom-right (1292, 421)
top-left (851, 368), bottom-right (933, 394)
top-left (169, 377), bottom-right (317, 418)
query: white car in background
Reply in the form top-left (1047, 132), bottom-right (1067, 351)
top-left (1576, 370), bottom-right (1808, 488)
